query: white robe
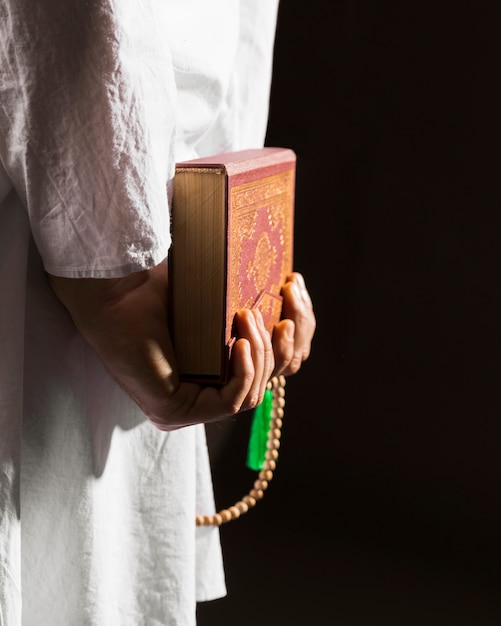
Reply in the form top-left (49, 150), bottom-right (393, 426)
top-left (0, 1), bottom-right (279, 624)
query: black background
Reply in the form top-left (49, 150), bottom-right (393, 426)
top-left (198, 3), bottom-right (501, 625)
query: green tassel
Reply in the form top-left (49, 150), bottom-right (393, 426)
top-left (246, 388), bottom-right (273, 471)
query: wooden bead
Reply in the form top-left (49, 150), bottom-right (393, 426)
top-left (250, 488), bottom-right (264, 500)
top-left (236, 501), bottom-right (249, 514)
top-left (263, 459), bottom-right (276, 471)
top-left (259, 470), bottom-right (273, 481)
top-left (265, 449), bottom-right (279, 460)
top-left (254, 478), bottom-right (269, 490)
top-left (243, 495), bottom-right (257, 507)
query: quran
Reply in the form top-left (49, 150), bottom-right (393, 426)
top-left (169, 147), bottom-right (296, 383)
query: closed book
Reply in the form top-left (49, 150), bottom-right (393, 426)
top-left (169, 147), bottom-right (296, 383)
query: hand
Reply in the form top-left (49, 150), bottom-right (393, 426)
top-left (47, 259), bottom-right (275, 431)
top-left (271, 272), bottom-right (316, 377)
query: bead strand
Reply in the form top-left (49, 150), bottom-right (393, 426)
top-left (196, 375), bottom-right (286, 527)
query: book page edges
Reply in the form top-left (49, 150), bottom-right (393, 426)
top-left (170, 169), bottom-right (227, 379)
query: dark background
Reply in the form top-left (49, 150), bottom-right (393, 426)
top-left (198, 3), bottom-right (501, 625)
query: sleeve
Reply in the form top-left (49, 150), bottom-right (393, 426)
top-left (0, 0), bottom-right (177, 278)
top-left (233, 0), bottom-right (280, 149)
top-left (194, 0), bottom-right (280, 157)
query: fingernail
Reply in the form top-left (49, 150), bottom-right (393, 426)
top-left (249, 309), bottom-right (259, 326)
top-left (255, 309), bottom-right (265, 328)
top-left (297, 274), bottom-right (306, 289)
top-left (292, 281), bottom-right (301, 298)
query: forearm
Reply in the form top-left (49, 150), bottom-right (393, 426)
top-left (47, 259), bottom-right (274, 430)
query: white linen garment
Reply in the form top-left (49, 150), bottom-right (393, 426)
top-left (0, 1), bottom-right (279, 624)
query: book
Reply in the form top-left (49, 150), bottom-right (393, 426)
top-left (168, 147), bottom-right (296, 384)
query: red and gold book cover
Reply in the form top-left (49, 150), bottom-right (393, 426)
top-left (171, 147), bottom-right (296, 383)
top-left (225, 149), bottom-right (295, 338)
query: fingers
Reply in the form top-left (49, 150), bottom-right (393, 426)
top-left (271, 318), bottom-right (295, 376)
top-left (275, 272), bottom-right (316, 376)
top-left (232, 308), bottom-right (274, 409)
top-left (149, 308), bottom-right (275, 429)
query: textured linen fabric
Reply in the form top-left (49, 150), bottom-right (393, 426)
top-left (0, 1), bottom-right (279, 624)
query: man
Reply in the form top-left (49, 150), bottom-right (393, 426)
top-left (0, 1), bottom-right (315, 624)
